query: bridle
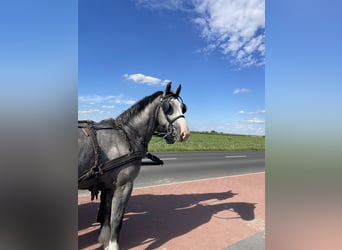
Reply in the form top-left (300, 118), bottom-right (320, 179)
top-left (155, 94), bottom-right (187, 141)
top-left (120, 93), bottom-right (187, 145)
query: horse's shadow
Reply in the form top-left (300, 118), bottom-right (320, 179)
top-left (78, 190), bottom-right (256, 250)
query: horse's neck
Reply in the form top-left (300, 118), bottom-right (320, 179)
top-left (126, 98), bottom-right (159, 149)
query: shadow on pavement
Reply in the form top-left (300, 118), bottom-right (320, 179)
top-left (78, 190), bottom-right (256, 250)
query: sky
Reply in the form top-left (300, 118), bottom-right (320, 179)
top-left (1, 1), bottom-right (342, 248)
top-left (78, 0), bottom-right (265, 135)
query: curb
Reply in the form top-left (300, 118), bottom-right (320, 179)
top-left (222, 231), bottom-right (265, 250)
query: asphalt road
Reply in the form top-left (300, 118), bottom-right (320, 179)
top-left (78, 151), bottom-right (264, 196)
top-left (136, 151), bottom-right (264, 188)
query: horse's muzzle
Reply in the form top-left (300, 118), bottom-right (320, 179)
top-left (165, 124), bottom-right (190, 144)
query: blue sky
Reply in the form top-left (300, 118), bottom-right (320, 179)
top-left (2, 1), bottom-right (342, 248)
top-left (79, 0), bottom-right (265, 135)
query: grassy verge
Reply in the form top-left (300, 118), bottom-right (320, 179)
top-left (148, 131), bottom-right (265, 152)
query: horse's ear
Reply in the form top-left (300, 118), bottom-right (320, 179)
top-left (163, 81), bottom-right (172, 96)
top-left (175, 84), bottom-right (182, 97)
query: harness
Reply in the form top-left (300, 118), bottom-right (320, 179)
top-left (78, 94), bottom-right (186, 199)
top-left (78, 119), bottom-right (146, 199)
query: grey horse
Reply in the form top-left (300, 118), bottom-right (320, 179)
top-left (78, 82), bottom-right (190, 250)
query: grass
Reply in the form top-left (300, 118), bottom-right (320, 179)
top-left (147, 131), bottom-right (265, 152)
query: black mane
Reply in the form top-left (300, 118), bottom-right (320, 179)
top-left (116, 91), bottom-right (163, 125)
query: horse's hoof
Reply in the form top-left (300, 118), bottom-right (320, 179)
top-left (103, 240), bottom-right (119, 250)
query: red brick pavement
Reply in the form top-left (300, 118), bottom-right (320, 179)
top-left (78, 172), bottom-right (265, 250)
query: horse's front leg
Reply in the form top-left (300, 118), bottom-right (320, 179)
top-left (106, 181), bottom-right (133, 250)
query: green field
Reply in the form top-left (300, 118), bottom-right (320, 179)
top-left (148, 131), bottom-right (265, 152)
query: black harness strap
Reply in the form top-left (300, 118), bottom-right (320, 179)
top-left (78, 151), bottom-right (147, 181)
top-left (79, 120), bottom-right (106, 199)
top-left (101, 151), bottom-right (146, 174)
top-left (79, 121), bottom-right (103, 179)
top-left (78, 150), bottom-right (146, 200)
top-left (143, 152), bottom-right (164, 165)
top-left (78, 120), bottom-right (147, 200)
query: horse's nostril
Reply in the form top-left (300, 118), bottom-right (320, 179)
top-left (181, 131), bottom-right (189, 141)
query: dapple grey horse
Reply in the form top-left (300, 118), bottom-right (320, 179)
top-left (78, 82), bottom-right (190, 250)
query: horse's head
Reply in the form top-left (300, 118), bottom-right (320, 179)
top-left (156, 82), bottom-right (190, 144)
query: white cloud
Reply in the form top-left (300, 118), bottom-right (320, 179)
top-left (238, 109), bottom-right (265, 115)
top-left (192, 0), bottom-right (265, 67)
top-left (136, 0), bottom-right (265, 67)
top-left (78, 95), bottom-right (116, 103)
top-left (114, 99), bottom-right (136, 105)
top-left (222, 118), bottom-right (265, 134)
top-left (188, 118), bottom-right (264, 135)
top-left (78, 94), bottom-right (137, 121)
top-left (244, 34), bottom-right (264, 54)
top-left (101, 105), bottom-right (115, 109)
top-left (78, 109), bottom-right (105, 115)
top-left (123, 73), bottom-right (169, 86)
top-left (247, 125), bottom-right (264, 134)
top-left (78, 94), bottom-right (136, 105)
top-left (246, 117), bottom-right (264, 124)
top-left (233, 88), bottom-right (252, 94)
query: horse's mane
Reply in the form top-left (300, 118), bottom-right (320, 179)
top-left (116, 91), bottom-right (163, 125)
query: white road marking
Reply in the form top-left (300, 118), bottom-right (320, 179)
top-left (225, 155), bottom-right (247, 158)
top-left (161, 157), bottom-right (177, 160)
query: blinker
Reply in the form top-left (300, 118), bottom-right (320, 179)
top-left (161, 97), bottom-right (187, 115)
